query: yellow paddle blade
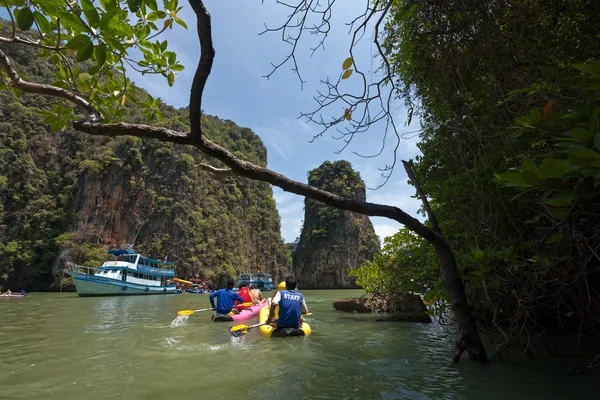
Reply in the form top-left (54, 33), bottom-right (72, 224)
top-left (230, 324), bottom-right (250, 332)
top-left (229, 324), bottom-right (250, 337)
top-left (177, 310), bottom-right (195, 316)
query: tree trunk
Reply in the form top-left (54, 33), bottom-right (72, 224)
top-left (434, 240), bottom-right (487, 361)
top-left (402, 160), bottom-right (487, 361)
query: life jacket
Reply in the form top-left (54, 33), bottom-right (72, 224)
top-left (277, 290), bottom-right (303, 329)
top-left (238, 287), bottom-right (252, 302)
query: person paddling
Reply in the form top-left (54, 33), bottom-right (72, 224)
top-left (266, 276), bottom-right (309, 332)
top-left (210, 279), bottom-right (244, 315)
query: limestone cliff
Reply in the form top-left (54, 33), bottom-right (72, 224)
top-left (293, 161), bottom-right (380, 289)
top-left (0, 31), bottom-right (290, 290)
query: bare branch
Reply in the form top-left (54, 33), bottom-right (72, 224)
top-left (72, 121), bottom-right (191, 144)
top-left (188, 0), bottom-right (215, 138)
top-left (0, 49), bottom-right (102, 120)
top-left (197, 163), bottom-right (235, 176)
top-left (402, 159), bottom-right (440, 232)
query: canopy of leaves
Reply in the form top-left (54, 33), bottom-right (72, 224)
top-left (378, 0), bottom-right (600, 355)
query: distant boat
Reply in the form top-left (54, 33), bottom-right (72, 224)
top-left (65, 249), bottom-right (177, 297)
top-left (235, 273), bottom-right (274, 291)
top-left (0, 293), bottom-right (26, 298)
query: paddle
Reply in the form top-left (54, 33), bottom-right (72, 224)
top-left (177, 307), bottom-right (215, 316)
top-left (229, 322), bottom-right (270, 337)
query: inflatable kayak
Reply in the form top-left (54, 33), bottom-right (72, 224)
top-left (212, 301), bottom-right (267, 322)
top-left (258, 300), bottom-right (311, 337)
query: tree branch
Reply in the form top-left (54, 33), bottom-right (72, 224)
top-left (0, 49), bottom-right (102, 121)
top-left (197, 163), bottom-right (235, 176)
top-left (402, 159), bottom-right (440, 232)
top-left (72, 120), bottom-right (441, 245)
top-left (188, 0), bottom-right (215, 138)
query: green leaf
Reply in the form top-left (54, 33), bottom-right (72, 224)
top-left (542, 197), bottom-right (572, 207)
top-left (99, 9), bottom-right (119, 30)
top-left (566, 128), bottom-right (592, 141)
top-left (33, 12), bottom-right (52, 34)
top-left (521, 170), bottom-right (539, 185)
top-left (128, 0), bottom-right (143, 13)
top-left (565, 145), bottom-right (600, 160)
top-left (174, 17), bottom-right (188, 29)
top-left (573, 63), bottom-right (597, 77)
top-left (81, 0), bottom-right (101, 28)
top-left (15, 7), bottom-right (35, 31)
top-left (167, 71), bottom-right (175, 87)
top-left (76, 42), bottom-right (95, 62)
top-left (546, 159), bottom-right (571, 179)
top-left (94, 44), bottom-right (107, 66)
top-left (160, 40), bottom-right (168, 52)
top-left (58, 12), bottom-right (88, 32)
top-left (65, 34), bottom-right (92, 51)
top-left (171, 64), bottom-right (184, 72)
top-left (147, 0), bottom-right (159, 12)
top-left (146, 12), bottom-right (159, 22)
top-left (522, 158), bottom-right (539, 175)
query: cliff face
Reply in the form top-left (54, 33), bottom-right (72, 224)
top-left (0, 34), bottom-right (290, 290)
top-left (293, 161), bottom-right (380, 289)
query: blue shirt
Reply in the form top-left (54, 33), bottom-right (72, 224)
top-left (209, 288), bottom-right (244, 315)
top-left (276, 290), bottom-right (305, 329)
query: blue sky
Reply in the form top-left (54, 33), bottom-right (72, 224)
top-left (5, 1), bottom-right (424, 243)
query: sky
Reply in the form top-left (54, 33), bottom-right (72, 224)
top-left (5, 1), bottom-right (424, 244)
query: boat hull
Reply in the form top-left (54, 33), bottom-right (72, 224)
top-left (212, 301), bottom-right (267, 322)
top-left (66, 271), bottom-right (176, 297)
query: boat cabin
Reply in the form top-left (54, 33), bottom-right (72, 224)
top-left (95, 249), bottom-right (175, 286)
top-left (235, 273), bottom-right (274, 291)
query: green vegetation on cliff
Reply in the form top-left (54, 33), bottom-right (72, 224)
top-left (0, 28), bottom-right (290, 290)
top-left (294, 160), bottom-right (379, 289)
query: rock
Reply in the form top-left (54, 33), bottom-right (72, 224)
top-left (332, 297), bottom-right (371, 313)
top-left (293, 161), bottom-right (380, 289)
top-left (333, 292), bottom-right (431, 323)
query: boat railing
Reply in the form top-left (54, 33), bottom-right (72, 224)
top-left (65, 262), bottom-right (97, 276)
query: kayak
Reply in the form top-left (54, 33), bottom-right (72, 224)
top-left (258, 300), bottom-right (311, 337)
top-left (212, 301), bottom-right (267, 322)
top-left (0, 294), bottom-right (26, 298)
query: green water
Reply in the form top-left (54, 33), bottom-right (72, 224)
top-left (0, 290), bottom-right (597, 399)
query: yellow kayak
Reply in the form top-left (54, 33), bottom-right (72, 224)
top-left (258, 300), bottom-right (311, 337)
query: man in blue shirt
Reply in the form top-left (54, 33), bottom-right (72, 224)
top-left (210, 279), bottom-right (244, 315)
top-left (266, 276), bottom-right (309, 330)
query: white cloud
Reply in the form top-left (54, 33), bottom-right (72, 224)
top-left (371, 220), bottom-right (402, 243)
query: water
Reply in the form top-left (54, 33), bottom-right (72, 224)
top-left (0, 291), bottom-right (597, 399)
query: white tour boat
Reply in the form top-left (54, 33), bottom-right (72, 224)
top-left (65, 249), bottom-right (177, 297)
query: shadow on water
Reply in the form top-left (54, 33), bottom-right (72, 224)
top-left (0, 290), bottom-right (598, 400)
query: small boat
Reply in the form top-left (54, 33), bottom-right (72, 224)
top-left (234, 273), bottom-right (274, 291)
top-left (65, 249), bottom-right (177, 297)
top-left (258, 300), bottom-right (311, 337)
top-left (0, 293), bottom-right (26, 298)
top-left (212, 301), bottom-right (267, 322)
